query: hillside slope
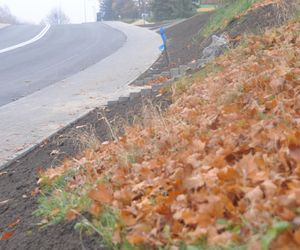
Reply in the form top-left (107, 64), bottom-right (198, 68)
top-left (35, 3), bottom-right (300, 250)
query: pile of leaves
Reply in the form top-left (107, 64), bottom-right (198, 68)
top-left (37, 21), bottom-right (300, 249)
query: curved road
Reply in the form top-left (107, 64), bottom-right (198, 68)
top-left (0, 21), bottom-right (162, 169)
top-left (0, 23), bottom-right (126, 106)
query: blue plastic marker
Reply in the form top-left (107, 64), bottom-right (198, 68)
top-left (159, 27), bottom-right (167, 51)
top-left (159, 26), bottom-right (170, 64)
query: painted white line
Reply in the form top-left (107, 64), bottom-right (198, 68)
top-left (0, 24), bottom-right (51, 54)
top-left (0, 23), bottom-right (10, 29)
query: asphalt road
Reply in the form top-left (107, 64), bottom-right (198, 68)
top-left (0, 24), bottom-right (44, 50)
top-left (0, 23), bottom-right (126, 107)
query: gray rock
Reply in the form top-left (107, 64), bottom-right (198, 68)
top-left (179, 65), bottom-right (189, 75)
top-left (161, 71), bottom-right (170, 77)
top-left (107, 100), bottom-right (118, 106)
top-left (197, 59), bottom-right (208, 68)
top-left (151, 84), bottom-right (161, 92)
top-left (202, 34), bottom-right (228, 61)
top-left (143, 77), bottom-right (152, 85)
top-left (129, 92), bottom-right (141, 100)
top-left (141, 88), bottom-right (152, 96)
top-left (170, 68), bottom-right (180, 78)
top-left (188, 61), bottom-right (197, 70)
top-left (119, 96), bottom-right (129, 103)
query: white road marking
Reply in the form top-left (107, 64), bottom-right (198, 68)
top-left (0, 24), bottom-right (51, 54)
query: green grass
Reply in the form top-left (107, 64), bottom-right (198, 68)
top-left (201, 0), bottom-right (257, 37)
top-left (75, 208), bottom-right (121, 249)
top-left (34, 191), bottom-right (91, 226)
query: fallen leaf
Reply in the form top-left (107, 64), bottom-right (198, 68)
top-left (0, 231), bottom-right (13, 241)
top-left (66, 210), bottom-right (77, 221)
top-left (88, 184), bottom-right (113, 204)
top-left (0, 199), bottom-right (10, 206)
top-left (0, 171), bottom-right (8, 177)
top-left (8, 218), bottom-right (20, 228)
top-left (126, 233), bottom-right (146, 245)
top-left (183, 174), bottom-right (205, 190)
top-left (294, 229), bottom-right (300, 245)
top-left (50, 150), bottom-right (60, 156)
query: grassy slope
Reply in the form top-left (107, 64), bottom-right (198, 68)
top-left (33, 1), bottom-right (300, 250)
top-left (201, 0), bottom-right (258, 36)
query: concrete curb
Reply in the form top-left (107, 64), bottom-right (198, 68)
top-left (0, 22), bottom-right (162, 170)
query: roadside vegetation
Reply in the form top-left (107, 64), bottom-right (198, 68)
top-left (201, 0), bottom-right (258, 36)
top-left (35, 0), bottom-right (300, 249)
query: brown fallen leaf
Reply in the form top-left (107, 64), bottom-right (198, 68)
top-left (294, 229), bottom-right (300, 245)
top-left (88, 184), bottom-right (113, 204)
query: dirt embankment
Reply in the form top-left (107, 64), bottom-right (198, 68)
top-left (138, 0), bottom-right (293, 81)
top-left (0, 1), bottom-right (297, 249)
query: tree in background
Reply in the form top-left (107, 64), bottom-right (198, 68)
top-left (133, 0), bottom-right (151, 17)
top-left (99, 0), bottom-right (113, 20)
top-left (171, 0), bottom-right (197, 19)
top-left (0, 5), bottom-right (19, 24)
top-left (112, 0), bottom-right (139, 19)
top-left (99, 0), bottom-right (139, 20)
top-left (151, 0), bottom-right (174, 21)
top-left (45, 8), bottom-right (70, 24)
top-left (151, 0), bottom-right (197, 21)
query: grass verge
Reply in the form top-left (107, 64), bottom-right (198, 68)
top-left (201, 0), bottom-right (257, 37)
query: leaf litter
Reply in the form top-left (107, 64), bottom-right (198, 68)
top-left (36, 20), bottom-right (300, 249)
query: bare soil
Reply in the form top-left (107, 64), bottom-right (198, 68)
top-left (136, 1), bottom-right (292, 83)
top-left (0, 93), bottom-right (171, 250)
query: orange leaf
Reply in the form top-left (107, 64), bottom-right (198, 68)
top-left (121, 210), bottom-right (137, 226)
top-left (294, 229), bottom-right (300, 245)
top-left (126, 233), bottom-right (146, 245)
top-left (217, 167), bottom-right (240, 182)
top-left (66, 210), bottom-right (77, 221)
top-left (88, 184), bottom-right (113, 204)
top-left (89, 203), bottom-right (102, 217)
top-left (182, 210), bottom-right (200, 225)
top-left (0, 231), bottom-right (13, 241)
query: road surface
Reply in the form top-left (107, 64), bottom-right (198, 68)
top-left (0, 23), bottom-right (126, 106)
top-left (0, 22), bottom-right (161, 169)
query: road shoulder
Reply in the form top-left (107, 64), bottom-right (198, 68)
top-left (0, 22), bottom-right (161, 169)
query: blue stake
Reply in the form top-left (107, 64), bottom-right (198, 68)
top-left (159, 26), bottom-right (170, 65)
